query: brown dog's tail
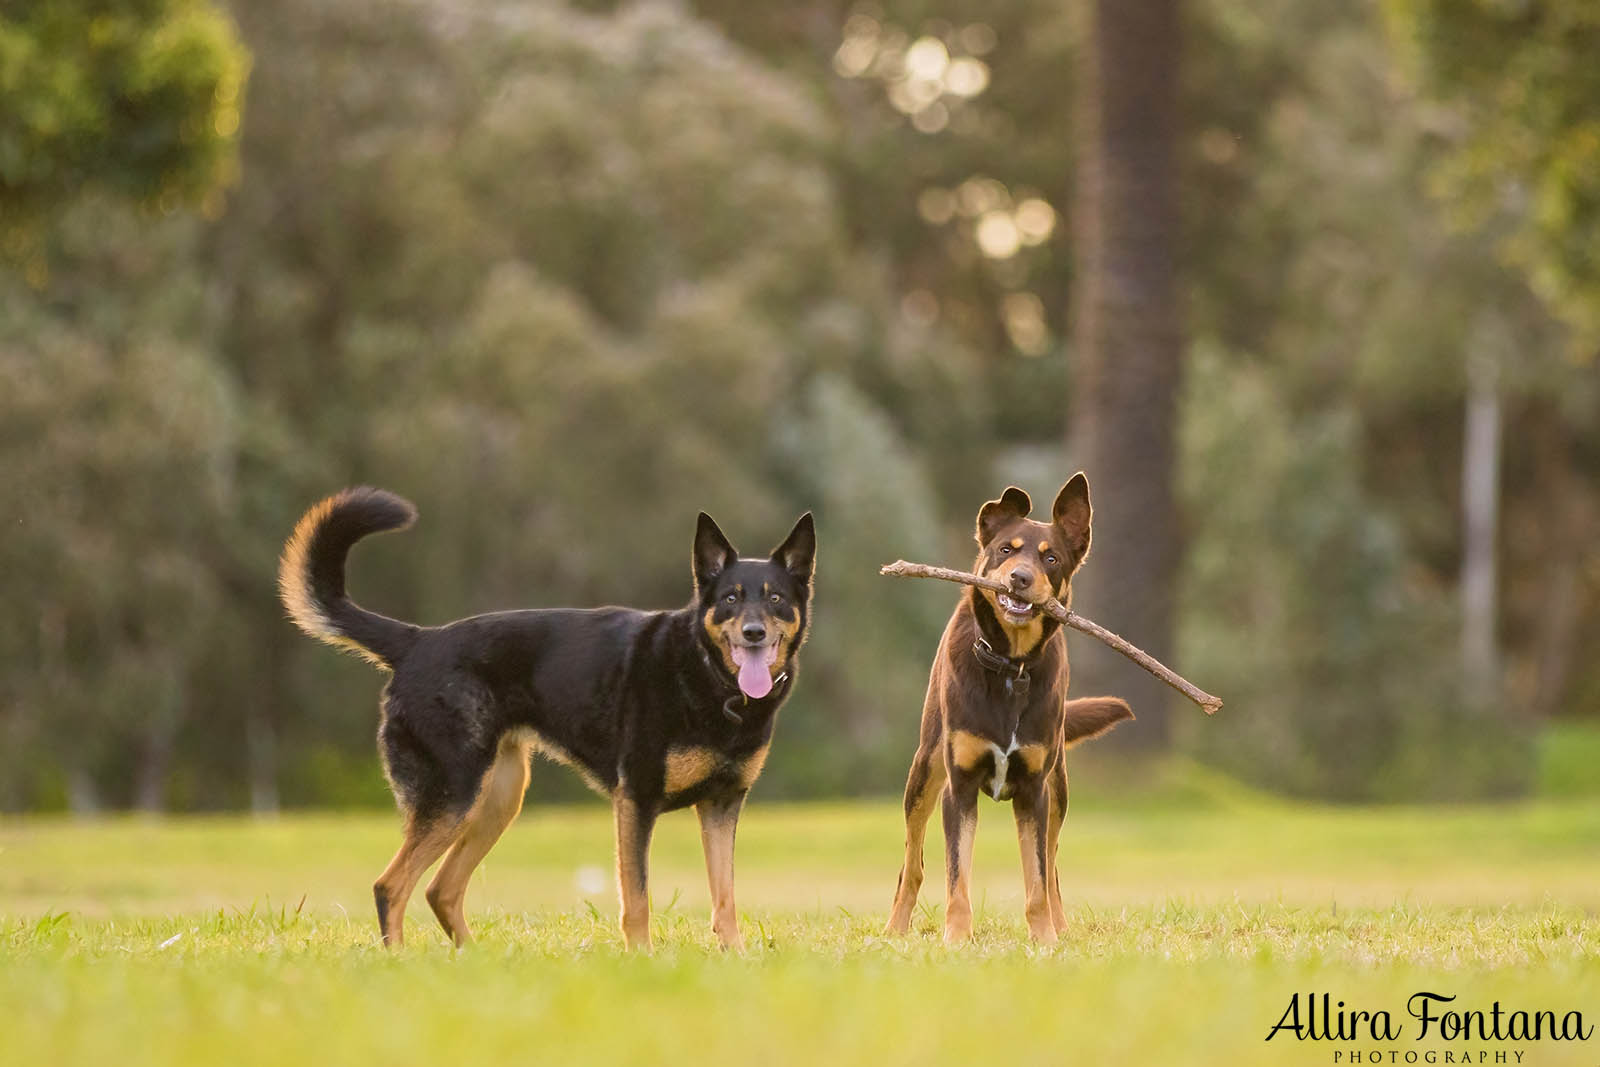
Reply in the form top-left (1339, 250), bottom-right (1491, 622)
top-left (1062, 697), bottom-right (1134, 747)
top-left (278, 487), bottom-right (421, 671)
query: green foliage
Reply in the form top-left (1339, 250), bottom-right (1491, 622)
top-left (0, 196), bottom-right (238, 807)
top-left (1177, 347), bottom-right (1531, 800)
top-left (0, 1), bottom-right (247, 248)
top-left (2, 0), bottom-right (1595, 809)
top-left (1386, 0), bottom-right (1600, 351)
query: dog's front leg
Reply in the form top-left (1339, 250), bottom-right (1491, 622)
top-left (695, 789), bottom-right (747, 951)
top-left (1011, 775), bottom-right (1057, 944)
top-left (940, 768), bottom-right (983, 944)
top-left (613, 791), bottom-right (659, 950)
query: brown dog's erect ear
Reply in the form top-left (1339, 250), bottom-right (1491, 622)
top-left (1052, 472), bottom-right (1092, 560)
top-left (1060, 697), bottom-right (1133, 748)
top-left (770, 512), bottom-right (816, 586)
top-left (975, 486), bottom-right (1032, 546)
top-left (693, 512), bottom-right (738, 592)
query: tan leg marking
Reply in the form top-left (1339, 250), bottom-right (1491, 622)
top-left (948, 730), bottom-right (993, 772)
top-left (664, 746), bottom-right (720, 795)
top-left (1017, 743), bottom-right (1049, 776)
top-left (425, 733), bottom-right (533, 947)
top-left (1046, 760), bottom-right (1069, 934)
top-left (737, 743), bottom-right (771, 790)
top-left (696, 795), bottom-right (745, 951)
top-left (613, 793), bottom-right (653, 950)
top-left (374, 815), bottom-right (465, 947)
top-left (885, 747), bottom-right (946, 936)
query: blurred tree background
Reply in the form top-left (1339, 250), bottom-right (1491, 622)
top-left (1, 0), bottom-right (1596, 812)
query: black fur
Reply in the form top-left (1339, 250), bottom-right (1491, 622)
top-left (279, 487), bottom-right (815, 948)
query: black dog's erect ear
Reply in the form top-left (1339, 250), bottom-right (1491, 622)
top-left (693, 512), bottom-right (738, 592)
top-left (770, 512), bottom-right (816, 585)
top-left (1052, 472), bottom-right (1092, 560)
top-left (975, 486), bottom-right (1032, 546)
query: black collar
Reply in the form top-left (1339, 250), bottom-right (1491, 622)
top-left (971, 636), bottom-right (1033, 703)
top-left (697, 645), bottom-right (788, 724)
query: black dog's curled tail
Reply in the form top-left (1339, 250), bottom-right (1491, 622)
top-left (278, 487), bottom-right (420, 670)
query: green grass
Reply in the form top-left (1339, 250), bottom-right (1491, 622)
top-left (4, 778), bottom-right (1599, 1065)
top-left (1539, 720), bottom-right (1600, 799)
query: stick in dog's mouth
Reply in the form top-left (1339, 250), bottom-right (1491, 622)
top-left (880, 559), bottom-right (1224, 715)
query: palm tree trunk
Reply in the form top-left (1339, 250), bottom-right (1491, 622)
top-left (1069, 0), bottom-right (1183, 747)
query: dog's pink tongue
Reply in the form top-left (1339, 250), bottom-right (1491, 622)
top-left (731, 644), bottom-right (777, 699)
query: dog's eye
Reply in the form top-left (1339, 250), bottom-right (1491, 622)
top-left (769, 593), bottom-right (782, 605)
top-left (1046, 554), bottom-right (1057, 565)
top-left (999, 545), bottom-right (1012, 555)
top-left (724, 593), bottom-right (737, 604)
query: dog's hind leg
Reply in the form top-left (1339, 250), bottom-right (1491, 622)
top-left (374, 813), bottom-right (465, 947)
top-left (425, 733), bottom-right (533, 947)
top-left (884, 742), bottom-right (946, 936)
top-left (613, 791), bottom-right (659, 951)
top-left (1044, 754), bottom-right (1069, 935)
top-left (695, 790), bottom-right (747, 951)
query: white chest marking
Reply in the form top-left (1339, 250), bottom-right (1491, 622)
top-left (987, 735), bottom-right (1021, 800)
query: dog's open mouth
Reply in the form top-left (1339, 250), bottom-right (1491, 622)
top-left (994, 592), bottom-right (1038, 624)
top-left (728, 641), bottom-right (778, 699)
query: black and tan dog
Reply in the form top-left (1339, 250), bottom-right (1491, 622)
top-left (884, 473), bottom-right (1132, 944)
top-left (278, 487), bottom-right (814, 950)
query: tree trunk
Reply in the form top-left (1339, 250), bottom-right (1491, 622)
top-left (66, 766), bottom-right (100, 816)
top-left (1459, 319), bottom-right (1503, 705)
top-left (244, 621), bottom-right (291, 816)
top-left (1068, 0), bottom-right (1184, 747)
top-left (247, 692), bottom-right (281, 816)
top-left (1530, 419), bottom-right (1587, 721)
top-left (134, 724), bottom-right (174, 813)
top-left (134, 667), bottom-right (183, 813)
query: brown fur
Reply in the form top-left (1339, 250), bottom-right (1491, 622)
top-left (885, 474), bottom-right (1133, 944)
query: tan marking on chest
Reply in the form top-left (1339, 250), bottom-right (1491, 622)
top-left (737, 743), bottom-right (772, 789)
top-left (1004, 616), bottom-right (1045, 658)
top-left (664, 746), bottom-right (721, 794)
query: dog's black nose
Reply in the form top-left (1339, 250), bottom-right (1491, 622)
top-left (742, 622), bottom-right (767, 643)
top-left (1009, 567), bottom-right (1035, 591)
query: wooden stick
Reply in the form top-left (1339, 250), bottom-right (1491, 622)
top-left (880, 559), bottom-right (1223, 715)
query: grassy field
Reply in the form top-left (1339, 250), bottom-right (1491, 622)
top-left (3, 767), bottom-right (1598, 1065)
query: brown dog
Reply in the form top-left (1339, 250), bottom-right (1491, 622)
top-left (884, 473), bottom-right (1132, 943)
